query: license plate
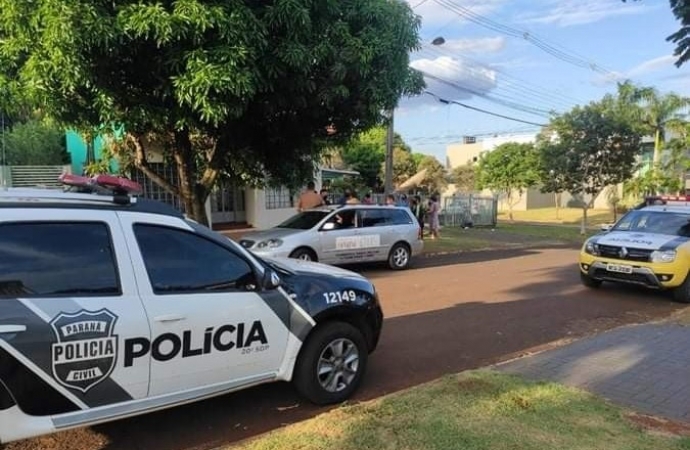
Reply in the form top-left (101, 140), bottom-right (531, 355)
top-left (606, 264), bottom-right (633, 274)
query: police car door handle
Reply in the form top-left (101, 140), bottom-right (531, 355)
top-left (0, 325), bottom-right (26, 334)
top-left (154, 314), bottom-right (186, 323)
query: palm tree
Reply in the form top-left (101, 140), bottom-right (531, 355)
top-left (632, 86), bottom-right (689, 164)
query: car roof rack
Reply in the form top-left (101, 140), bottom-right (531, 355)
top-left (59, 174), bottom-right (143, 205)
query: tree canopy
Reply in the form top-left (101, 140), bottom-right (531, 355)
top-left (623, 0), bottom-right (689, 67)
top-left (537, 98), bottom-right (642, 233)
top-left (0, 0), bottom-right (423, 222)
top-left (450, 165), bottom-right (477, 193)
top-left (416, 155), bottom-right (447, 195)
top-left (2, 119), bottom-right (71, 166)
top-left (476, 142), bottom-right (540, 220)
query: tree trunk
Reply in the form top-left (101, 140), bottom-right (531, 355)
top-left (173, 129), bottom-right (210, 226)
top-left (581, 206), bottom-right (588, 235)
top-left (653, 128), bottom-right (662, 164)
top-left (554, 192), bottom-right (560, 220)
top-left (507, 191), bottom-right (514, 222)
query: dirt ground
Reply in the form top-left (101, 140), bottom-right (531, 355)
top-left (4, 247), bottom-right (684, 450)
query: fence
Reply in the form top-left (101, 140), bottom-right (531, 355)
top-left (440, 194), bottom-right (498, 227)
top-left (0, 165), bottom-right (71, 188)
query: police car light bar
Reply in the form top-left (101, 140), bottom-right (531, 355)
top-left (59, 174), bottom-right (143, 199)
top-left (643, 195), bottom-right (690, 206)
top-left (92, 174), bottom-right (143, 195)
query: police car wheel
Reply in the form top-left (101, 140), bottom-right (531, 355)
top-left (672, 274), bottom-right (690, 303)
top-left (293, 322), bottom-right (368, 405)
top-left (580, 272), bottom-right (602, 288)
top-left (388, 243), bottom-right (411, 270)
top-left (290, 247), bottom-right (316, 262)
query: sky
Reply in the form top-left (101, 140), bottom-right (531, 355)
top-left (396, 0), bottom-right (690, 163)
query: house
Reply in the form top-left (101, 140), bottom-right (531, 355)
top-left (65, 131), bottom-right (358, 230)
top-left (444, 133), bottom-right (657, 211)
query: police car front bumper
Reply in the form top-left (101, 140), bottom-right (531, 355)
top-left (581, 261), bottom-right (675, 288)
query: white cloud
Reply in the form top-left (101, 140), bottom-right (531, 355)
top-left (518, 0), bottom-right (653, 27)
top-left (401, 55), bottom-right (497, 109)
top-left (594, 54), bottom-right (678, 85)
top-left (439, 37), bottom-right (506, 54)
top-left (405, 0), bottom-right (507, 29)
top-left (627, 55), bottom-right (677, 77)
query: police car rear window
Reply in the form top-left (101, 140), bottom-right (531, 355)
top-left (0, 222), bottom-right (121, 297)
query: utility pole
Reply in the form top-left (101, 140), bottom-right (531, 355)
top-left (1, 111), bottom-right (6, 190)
top-left (383, 36), bottom-right (445, 195)
top-left (384, 108), bottom-right (394, 194)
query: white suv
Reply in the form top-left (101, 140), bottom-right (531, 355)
top-left (0, 175), bottom-right (383, 444)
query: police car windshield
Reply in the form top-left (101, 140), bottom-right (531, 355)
top-left (276, 211), bottom-right (330, 229)
top-left (612, 210), bottom-right (690, 237)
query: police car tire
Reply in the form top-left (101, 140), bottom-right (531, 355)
top-left (580, 272), bottom-right (602, 288)
top-left (293, 321), bottom-right (368, 405)
top-left (672, 274), bottom-right (690, 303)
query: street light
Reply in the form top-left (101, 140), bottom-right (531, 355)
top-left (384, 36), bottom-right (445, 195)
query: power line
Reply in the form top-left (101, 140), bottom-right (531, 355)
top-left (432, 0), bottom-right (617, 76)
top-left (418, 42), bottom-right (587, 107)
top-left (424, 91), bottom-right (548, 126)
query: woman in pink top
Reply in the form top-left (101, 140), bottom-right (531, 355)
top-left (428, 195), bottom-right (440, 239)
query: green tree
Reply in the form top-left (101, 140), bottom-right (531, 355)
top-left (538, 101), bottom-right (642, 234)
top-left (450, 165), bottom-right (477, 192)
top-left (387, 147), bottom-right (418, 187)
top-left (417, 155), bottom-right (447, 194)
top-left (624, 0), bottom-right (689, 67)
top-left (0, 0), bottom-right (423, 223)
top-left (476, 142), bottom-right (540, 221)
top-left (4, 119), bottom-right (70, 166)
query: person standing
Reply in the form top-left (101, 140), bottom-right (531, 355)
top-left (362, 193), bottom-right (374, 204)
top-left (385, 194), bottom-right (396, 206)
top-left (345, 190), bottom-right (360, 204)
top-left (297, 181), bottom-right (323, 211)
top-left (320, 188), bottom-right (331, 205)
top-left (428, 195), bottom-right (440, 239)
top-left (411, 195), bottom-right (426, 239)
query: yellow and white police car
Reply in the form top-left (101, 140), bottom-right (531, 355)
top-left (0, 175), bottom-right (383, 444)
top-left (580, 195), bottom-right (690, 302)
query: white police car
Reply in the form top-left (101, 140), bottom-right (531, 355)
top-left (0, 175), bottom-right (383, 444)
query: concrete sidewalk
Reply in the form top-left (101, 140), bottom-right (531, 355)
top-left (496, 322), bottom-right (690, 423)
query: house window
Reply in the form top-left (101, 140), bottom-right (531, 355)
top-left (265, 186), bottom-right (294, 209)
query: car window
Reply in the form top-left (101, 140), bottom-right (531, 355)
top-left (612, 210), bottom-right (690, 237)
top-left (360, 209), bottom-right (413, 227)
top-left (0, 222), bottom-right (120, 297)
top-left (360, 210), bottom-right (388, 227)
top-left (134, 224), bottom-right (257, 294)
top-left (276, 210), bottom-right (330, 229)
top-left (390, 209), bottom-right (413, 225)
top-left (323, 209), bottom-right (357, 230)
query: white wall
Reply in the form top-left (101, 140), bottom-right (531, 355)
top-left (244, 188), bottom-right (297, 229)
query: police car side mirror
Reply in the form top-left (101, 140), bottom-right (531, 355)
top-left (262, 268), bottom-right (281, 290)
top-left (600, 223), bottom-right (613, 232)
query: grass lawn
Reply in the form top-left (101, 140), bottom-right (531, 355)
top-left (498, 223), bottom-right (596, 243)
top-left (421, 231), bottom-right (509, 254)
top-left (498, 207), bottom-right (617, 226)
top-left (422, 223), bottom-right (594, 254)
top-left (229, 370), bottom-right (690, 450)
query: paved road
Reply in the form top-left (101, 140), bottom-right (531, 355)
top-left (6, 247), bottom-right (684, 450)
top-left (498, 322), bottom-right (690, 423)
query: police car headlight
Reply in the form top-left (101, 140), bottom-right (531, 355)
top-left (257, 239), bottom-right (283, 249)
top-left (584, 241), bottom-right (599, 255)
top-left (650, 250), bottom-right (676, 263)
